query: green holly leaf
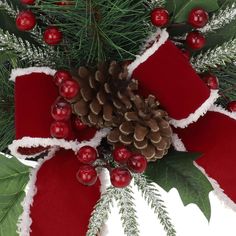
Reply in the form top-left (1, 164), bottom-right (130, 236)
top-left (145, 150), bottom-right (213, 221)
top-left (0, 154), bottom-right (30, 235)
top-left (166, 0), bottom-right (219, 23)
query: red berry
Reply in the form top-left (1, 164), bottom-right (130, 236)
top-left (16, 11), bottom-right (36, 31)
top-left (74, 117), bottom-right (87, 131)
top-left (54, 70), bottom-right (72, 86)
top-left (128, 154), bottom-right (147, 174)
top-left (110, 168), bottom-right (132, 188)
top-left (56, 1), bottom-right (74, 5)
top-left (20, 0), bottom-right (35, 4)
top-left (202, 74), bottom-right (219, 90)
top-left (188, 8), bottom-right (209, 28)
top-left (113, 146), bottom-right (132, 164)
top-left (227, 101), bottom-right (236, 112)
top-left (77, 146), bottom-right (97, 164)
top-left (51, 98), bottom-right (72, 121)
top-left (151, 8), bottom-right (169, 27)
top-left (186, 31), bottom-right (206, 50)
top-left (50, 121), bottom-right (69, 138)
top-left (76, 165), bottom-right (98, 186)
top-left (59, 80), bottom-right (80, 100)
top-left (43, 26), bottom-right (62, 45)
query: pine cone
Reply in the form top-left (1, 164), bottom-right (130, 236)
top-left (73, 61), bottom-right (138, 128)
top-left (107, 95), bottom-right (172, 161)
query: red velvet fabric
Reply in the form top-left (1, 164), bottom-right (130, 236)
top-left (175, 111), bottom-right (236, 202)
top-left (131, 40), bottom-right (210, 120)
top-left (30, 150), bottom-right (100, 236)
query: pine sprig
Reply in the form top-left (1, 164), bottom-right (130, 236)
top-left (0, 0), bottom-right (19, 18)
top-left (0, 28), bottom-right (55, 67)
top-left (191, 38), bottom-right (236, 73)
top-left (134, 175), bottom-right (176, 236)
top-left (86, 186), bottom-right (116, 236)
top-left (200, 3), bottom-right (236, 34)
top-left (115, 186), bottom-right (140, 236)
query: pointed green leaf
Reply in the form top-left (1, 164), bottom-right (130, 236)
top-left (166, 0), bottom-right (219, 23)
top-left (0, 154), bottom-right (30, 236)
top-left (145, 150), bottom-right (213, 221)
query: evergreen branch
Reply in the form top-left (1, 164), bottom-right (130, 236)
top-left (0, 29), bottom-right (55, 67)
top-left (86, 186), bottom-right (116, 236)
top-left (191, 38), bottom-right (236, 73)
top-left (134, 175), bottom-right (176, 236)
top-left (150, 0), bottom-right (166, 7)
top-left (0, 0), bottom-right (19, 18)
top-left (200, 3), bottom-right (236, 34)
top-left (115, 186), bottom-right (140, 236)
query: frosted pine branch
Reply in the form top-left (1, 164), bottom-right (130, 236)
top-left (134, 175), bottom-right (176, 236)
top-left (115, 186), bottom-right (140, 236)
top-left (200, 3), bottom-right (236, 34)
top-left (0, 29), bottom-right (55, 67)
top-left (0, 0), bottom-right (19, 18)
top-left (191, 38), bottom-right (236, 73)
top-left (150, 0), bottom-right (166, 7)
top-left (86, 186), bottom-right (116, 236)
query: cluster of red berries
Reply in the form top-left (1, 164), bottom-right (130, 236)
top-left (50, 70), bottom-right (85, 139)
top-left (16, 0), bottom-right (64, 45)
top-left (76, 146), bottom-right (147, 188)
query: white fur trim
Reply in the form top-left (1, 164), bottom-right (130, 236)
top-left (127, 29), bottom-right (169, 76)
top-left (10, 67), bottom-right (56, 82)
top-left (169, 90), bottom-right (219, 128)
top-left (16, 128), bottom-right (110, 236)
top-left (17, 148), bottom-right (58, 236)
top-left (99, 168), bottom-right (111, 194)
top-left (209, 104), bottom-right (236, 120)
top-left (8, 129), bottom-right (110, 159)
top-left (172, 133), bottom-right (236, 211)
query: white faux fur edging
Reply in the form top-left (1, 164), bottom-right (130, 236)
top-left (127, 29), bottom-right (169, 76)
top-left (209, 104), bottom-right (236, 120)
top-left (169, 90), bottom-right (219, 129)
top-left (9, 67), bottom-right (56, 82)
top-left (17, 148), bottom-right (58, 236)
top-left (8, 128), bottom-right (110, 159)
top-left (172, 133), bottom-right (236, 212)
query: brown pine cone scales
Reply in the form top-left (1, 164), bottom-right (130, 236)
top-left (107, 95), bottom-right (172, 161)
top-left (73, 61), bottom-right (138, 128)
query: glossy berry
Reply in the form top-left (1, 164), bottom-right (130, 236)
top-left (76, 165), bottom-right (98, 186)
top-left (20, 0), bottom-right (35, 4)
top-left (50, 121), bottom-right (69, 138)
top-left (188, 8), bottom-right (209, 28)
top-left (74, 117), bottom-right (87, 131)
top-left (59, 80), bottom-right (80, 100)
top-left (54, 70), bottom-right (72, 86)
top-left (151, 8), bottom-right (169, 27)
top-left (227, 101), bottom-right (236, 112)
top-left (77, 146), bottom-right (97, 164)
top-left (113, 146), bottom-right (132, 164)
top-left (186, 31), bottom-right (206, 50)
top-left (16, 11), bottom-right (36, 31)
top-left (110, 168), bottom-right (132, 188)
top-left (128, 154), bottom-right (147, 174)
top-left (43, 26), bottom-right (62, 45)
top-left (51, 98), bottom-right (72, 121)
top-left (202, 74), bottom-right (219, 90)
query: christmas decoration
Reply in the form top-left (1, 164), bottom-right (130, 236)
top-left (0, 0), bottom-right (236, 236)
top-left (16, 11), bottom-right (36, 31)
top-left (188, 8), bottom-right (209, 28)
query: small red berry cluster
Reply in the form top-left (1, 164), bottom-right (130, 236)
top-left (50, 70), bottom-right (87, 138)
top-left (16, 0), bottom-right (64, 45)
top-left (76, 146), bottom-right (147, 188)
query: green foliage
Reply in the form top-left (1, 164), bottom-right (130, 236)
top-left (145, 150), bottom-right (213, 221)
top-left (33, 0), bottom-right (152, 66)
top-left (0, 154), bottom-right (30, 236)
top-left (166, 0), bottom-right (219, 23)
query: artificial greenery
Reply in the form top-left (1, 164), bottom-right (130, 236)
top-left (0, 154), bottom-right (30, 236)
top-left (146, 150), bottom-right (213, 221)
